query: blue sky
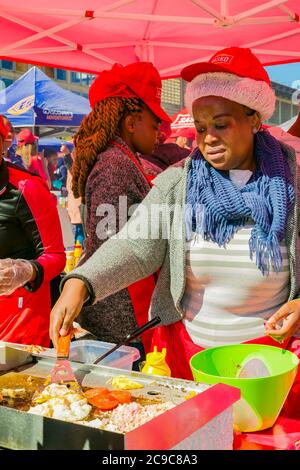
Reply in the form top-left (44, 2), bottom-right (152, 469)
top-left (265, 62), bottom-right (300, 89)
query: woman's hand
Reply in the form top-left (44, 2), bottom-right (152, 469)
top-left (264, 299), bottom-right (300, 343)
top-left (49, 278), bottom-right (89, 348)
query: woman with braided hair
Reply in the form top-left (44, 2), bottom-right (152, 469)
top-left (72, 95), bottom-right (155, 201)
top-left (64, 62), bottom-right (171, 356)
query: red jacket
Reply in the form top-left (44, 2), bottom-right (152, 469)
top-left (0, 160), bottom-right (66, 346)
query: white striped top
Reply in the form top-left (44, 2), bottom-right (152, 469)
top-left (181, 223), bottom-right (290, 348)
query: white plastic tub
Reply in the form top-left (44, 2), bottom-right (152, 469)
top-left (69, 340), bottom-right (140, 370)
top-left (0, 343), bottom-right (32, 371)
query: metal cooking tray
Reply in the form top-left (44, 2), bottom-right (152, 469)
top-left (0, 352), bottom-right (228, 450)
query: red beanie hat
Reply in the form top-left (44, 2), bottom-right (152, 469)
top-left (182, 47), bottom-right (275, 121)
top-left (89, 62), bottom-right (171, 123)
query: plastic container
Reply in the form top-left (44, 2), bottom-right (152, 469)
top-left (69, 340), bottom-right (140, 370)
top-left (141, 346), bottom-right (171, 377)
top-left (190, 344), bottom-right (299, 432)
top-left (0, 343), bottom-right (32, 371)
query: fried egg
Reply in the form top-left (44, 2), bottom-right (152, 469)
top-left (29, 384), bottom-right (92, 422)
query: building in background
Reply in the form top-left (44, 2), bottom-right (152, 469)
top-left (0, 61), bottom-right (94, 99)
top-left (0, 60), bottom-right (298, 126)
top-left (267, 81), bottom-right (299, 126)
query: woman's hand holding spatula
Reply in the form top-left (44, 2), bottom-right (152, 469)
top-left (50, 278), bottom-right (89, 348)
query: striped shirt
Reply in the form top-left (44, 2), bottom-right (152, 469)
top-left (182, 223), bottom-right (290, 348)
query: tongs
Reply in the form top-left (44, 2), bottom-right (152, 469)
top-left (76, 316), bottom-right (161, 385)
top-left (93, 316), bottom-right (161, 364)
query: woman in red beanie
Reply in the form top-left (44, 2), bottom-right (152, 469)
top-left (0, 115), bottom-right (65, 346)
top-left (51, 48), bottom-right (300, 420)
top-left (67, 62), bottom-right (171, 357)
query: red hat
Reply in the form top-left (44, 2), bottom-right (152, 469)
top-left (182, 47), bottom-right (275, 121)
top-left (172, 128), bottom-right (196, 140)
top-left (0, 116), bottom-right (9, 140)
top-left (17, 128), bottom-right (38, 146)
top-left (181, 47), bottom-right (270, 85)
top-left (89, 62), bottom-right (171, 123)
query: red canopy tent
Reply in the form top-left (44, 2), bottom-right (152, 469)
top-left (0, 1), bottom-right (299, 77)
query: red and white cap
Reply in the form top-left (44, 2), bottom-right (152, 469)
top-left (181, 47), bottom-right (275, 121)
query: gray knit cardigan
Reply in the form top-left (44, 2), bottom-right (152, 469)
top-left (65, 140), bottom-right (300, 326)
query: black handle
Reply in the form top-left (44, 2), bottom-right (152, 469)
top-left (93, 316), bottom-right (161, 365)
top-left (123, 316), bottom-right (161, 345)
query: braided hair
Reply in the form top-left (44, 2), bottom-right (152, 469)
top-left (72, 96), bottom-right (143, 201)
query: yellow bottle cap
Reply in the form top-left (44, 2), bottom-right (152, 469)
top-left (145, 346), bottom-right (167, 367)
top-left (141, 346), bottom-right (171, 376)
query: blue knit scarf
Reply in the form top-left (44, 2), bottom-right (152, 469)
top-left (186, 130), bottom-right (294, 275)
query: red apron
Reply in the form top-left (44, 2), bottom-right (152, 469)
top-left (152, 321), bottom-right (300, 420)
top-left (0, 283), bottom-right (51, 347)
top-left (111, 141), bottom-right (157, 353)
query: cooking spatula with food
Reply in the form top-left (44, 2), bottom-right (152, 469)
top-left (49, 332), bottom-right (81, 390)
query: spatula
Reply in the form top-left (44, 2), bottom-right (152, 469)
top-left (49, 332), bottom-right (80, 388)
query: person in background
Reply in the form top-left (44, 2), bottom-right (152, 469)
top-left (1, 117), bottom-right (21, 167)
top-left (43, 148), bottom-right (58, 189)
top-left (53, 153), bottom-right (68, 190)
top-left (175, 134), bottom-right (192, 150)
top-left (60, 143), bottom-right (73, 164)
top-left (16, 128), bottom-right (52, 188)
top-left (30, 149), bottom-right (52, 189)
top-left (55, 62), bottom-right (170, 359)
top-left (141, 121), bottom-right (190, 176)
top-left (57, 143), bottom-right (73, 186)
top-left (65, 150), bottom-right (85, 246)
top-left (288, 106), bottom-right (300, 138)
top-left (16, 128), bottom-right (38, 168)
top-left (60, 143), bottom-right (74, 182)
top-left (50, 47), bottom-right (300, 418)
top-left (0, 115), bottom-right (65, 346)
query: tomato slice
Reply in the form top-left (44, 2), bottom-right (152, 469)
top-left (84, 387), bottom-right (109, 400)
top-left (109, 390), bottom-right (131, 404)
top-left (90, 395), bottom-right (119, 410)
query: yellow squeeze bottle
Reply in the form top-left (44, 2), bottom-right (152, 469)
top-left (64, 249), bottom-right (75, 273)
top-left (141, 346), bottom-right (171, 377)
top-left (73, 240), bottom-right (82, 266)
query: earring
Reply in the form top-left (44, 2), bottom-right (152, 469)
top-left (252, 127), bottom-right (258, 134)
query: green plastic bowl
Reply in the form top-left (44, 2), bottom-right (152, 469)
top-left (190, 344), bottom-right (299, 432)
